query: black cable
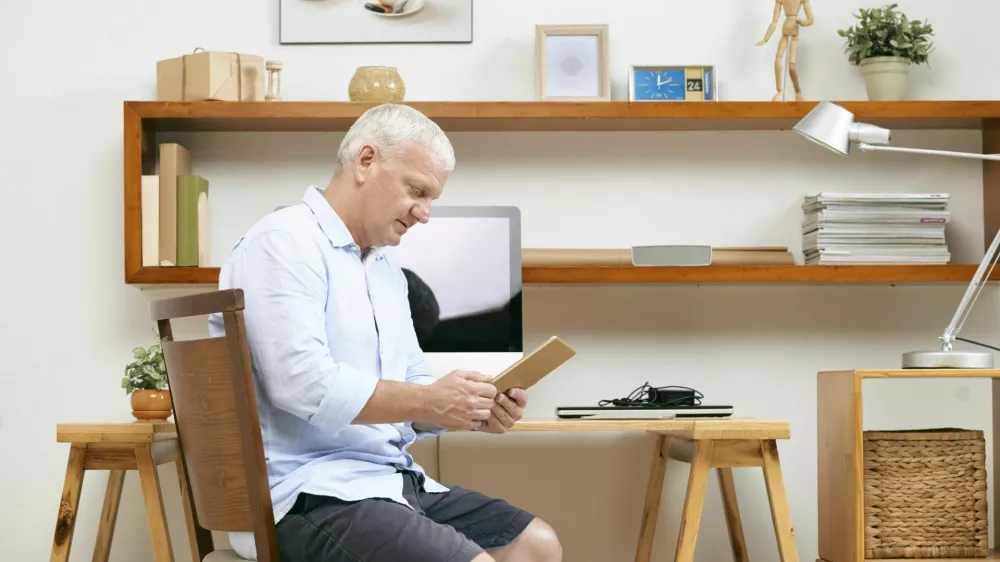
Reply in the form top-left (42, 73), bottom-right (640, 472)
top-left (955, 337), bottom-right (1000, 353)
top-left (598, 381), bottom-right (703, 408)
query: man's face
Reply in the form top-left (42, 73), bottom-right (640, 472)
top-left (356, 141), bottom-right (446, 247)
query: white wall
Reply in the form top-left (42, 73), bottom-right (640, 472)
top-left (3, 0), bottom-right (1000, 560)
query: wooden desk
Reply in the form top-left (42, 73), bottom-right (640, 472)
top-left (511, 418), bottom-right (798, 561)
top-left (51, 421), bottom-right (199, 562)
top-left (51, 418), bottom-right (796, 562)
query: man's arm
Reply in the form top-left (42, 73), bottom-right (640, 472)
top-left (237, 230), bottom-right (433, 435)
top-left (353, 379), bottom-right (431, 425)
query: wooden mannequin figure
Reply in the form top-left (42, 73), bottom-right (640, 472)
top-left (757, 0), bottom-right (813, 101)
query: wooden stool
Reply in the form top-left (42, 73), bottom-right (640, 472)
top-left (50, 421), bottom-right (199, 562)
top-left (634, 420), bottom-right (798, 561)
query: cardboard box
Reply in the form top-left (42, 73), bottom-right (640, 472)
top-left (157, 50), bottom-right (265, 101)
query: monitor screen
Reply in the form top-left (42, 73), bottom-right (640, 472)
top-left (389, 206), bottom-right (523, 358)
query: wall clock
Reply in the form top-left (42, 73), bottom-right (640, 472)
top-left (629, 65), bottom-right (717, 101)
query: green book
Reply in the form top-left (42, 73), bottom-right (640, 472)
top-left (176, 174), bottom-right (209, 267)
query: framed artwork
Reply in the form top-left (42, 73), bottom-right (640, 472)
top-left (279, 0), bottom-right (473, 44)
top-left (629, 65), bottom-right (718, 101)
top-left (535, 24), bottom-right (610, 101)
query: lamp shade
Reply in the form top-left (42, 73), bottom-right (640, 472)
top-left (793, 101), bottom-right (857, 156)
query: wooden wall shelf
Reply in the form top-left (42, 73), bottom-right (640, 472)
top-left (123, 100), bottom-right (1000, 286)
top-left (126, 264), bottom-right (1000, 286)
top-left (126, 100), bottom-right (1000, 133)
top-left (524, 264), bottom-right (1000, 284)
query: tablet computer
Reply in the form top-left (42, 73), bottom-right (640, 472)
top-left (491, 336), bottom-right (576, 394)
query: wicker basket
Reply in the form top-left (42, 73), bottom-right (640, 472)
top-left (864, 428), bottom-right (988, 559)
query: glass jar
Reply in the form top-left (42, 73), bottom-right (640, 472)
top-left (348, 66), bottom-right (406, 102)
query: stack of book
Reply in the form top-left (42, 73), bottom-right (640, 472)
top-left (141, 143), bottom-right (211, 267)
top-left (802, 193), bottom-right (951, 265)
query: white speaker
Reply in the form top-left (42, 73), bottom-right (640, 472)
top-left (630, 245), bottom-right (712, 266)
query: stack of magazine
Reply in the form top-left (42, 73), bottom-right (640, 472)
top-left (802, 193), bottom-right (951, 265)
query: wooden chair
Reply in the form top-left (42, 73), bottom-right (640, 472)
top-left (151, 288), bottom-right (278, 562)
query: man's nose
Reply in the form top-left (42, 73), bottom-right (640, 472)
top-left (413, 203), bottom-right (430, 224)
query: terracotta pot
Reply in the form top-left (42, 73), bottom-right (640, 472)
top-left (348, 66), bottom-right (405, 102)
top-left (131, 389), bottom-right (172, 420)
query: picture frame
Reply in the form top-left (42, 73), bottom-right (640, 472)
top-left (279, 0), bottom-right (473, 45)
top-left (628, 65), bottom-right (718, 102)
top-left (535, 24), bottom-right (611, 101)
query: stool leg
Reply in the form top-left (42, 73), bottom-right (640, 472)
top-left (718, 468), bottom-right (749, 562)
top-left (92, 469), bottom-right (126, 562)
top-left (675, 440), bottom-right (714, 562)
top-left (136, 443), bottom-right (175, 562)
top-left (635, 435), bottom-right (670, 562)
top-left (760, 440), bottom-right (798, 562)
top-left (50, 444), bottom-right (86, 562)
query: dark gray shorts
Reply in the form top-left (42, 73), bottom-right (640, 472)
top-left (275, 469), bottom-right (535, 562)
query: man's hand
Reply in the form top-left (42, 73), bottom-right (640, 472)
top-left (420, 370), bottom-right (497, 431)
top-left (479, 388), bottom-right (527, 434)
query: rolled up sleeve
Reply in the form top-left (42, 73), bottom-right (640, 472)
top-left (237, 230), bottom-right (377, 437)
top-left (407, 364), bottom-right (445, 440)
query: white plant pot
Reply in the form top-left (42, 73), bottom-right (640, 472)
top-left (859, 56), bottom-right (911, 101)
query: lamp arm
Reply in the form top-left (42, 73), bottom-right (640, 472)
top-left (858, 143), bottom-right (1000, 161)
top-left (856, 142), bottom-right (1000, 350)
top-left (941, 224), bottom-right (1000, 350)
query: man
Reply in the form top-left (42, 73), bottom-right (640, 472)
top-left (208, 103), bottom-right (562, 562)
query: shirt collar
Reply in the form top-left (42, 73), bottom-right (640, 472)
top-left (302, 186), bottom-right (356, 249)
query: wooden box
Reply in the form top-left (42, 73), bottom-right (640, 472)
top-left (157, 50), bottom-right (265, 101)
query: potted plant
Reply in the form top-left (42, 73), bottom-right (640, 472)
top-left (838, 3), bottom-right (934, 100)
top-left (122, 335), bottom-right (172, 420)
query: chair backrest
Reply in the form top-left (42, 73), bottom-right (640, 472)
top-left (150, 289), bottom-right (279, 562)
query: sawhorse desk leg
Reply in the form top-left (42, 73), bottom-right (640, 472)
top-left (634, 436), bottom-right (798, 562)
top-left (636, 435), bottom-right (669, 560)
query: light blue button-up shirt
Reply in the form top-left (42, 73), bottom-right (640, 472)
top-left (207, 186), bottom-right (448, 558)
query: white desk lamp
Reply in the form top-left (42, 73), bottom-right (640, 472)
top-left (793, 101), bottom-right (1000, 369)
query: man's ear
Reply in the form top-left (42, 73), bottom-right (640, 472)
top-left (354, 144), bottom-right (378, 186)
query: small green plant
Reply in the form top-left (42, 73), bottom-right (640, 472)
top-left (122, 335), bottom-right (168, 394)
top-left (838, 3), bottom-right (934, 65)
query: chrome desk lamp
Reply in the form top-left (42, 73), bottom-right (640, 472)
top-left (793, 101), bottom-right (1000, 369)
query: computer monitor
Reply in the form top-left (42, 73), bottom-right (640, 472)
top-left (386, 205), bottom-right (523, 379)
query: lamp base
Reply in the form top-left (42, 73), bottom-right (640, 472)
top-left (901, 350), bottom-right (994, 369)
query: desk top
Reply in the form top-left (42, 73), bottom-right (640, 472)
top-left (57, 417), bottom-right (790, 442)
top-left (511, 418), bottom-right (790, 439)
